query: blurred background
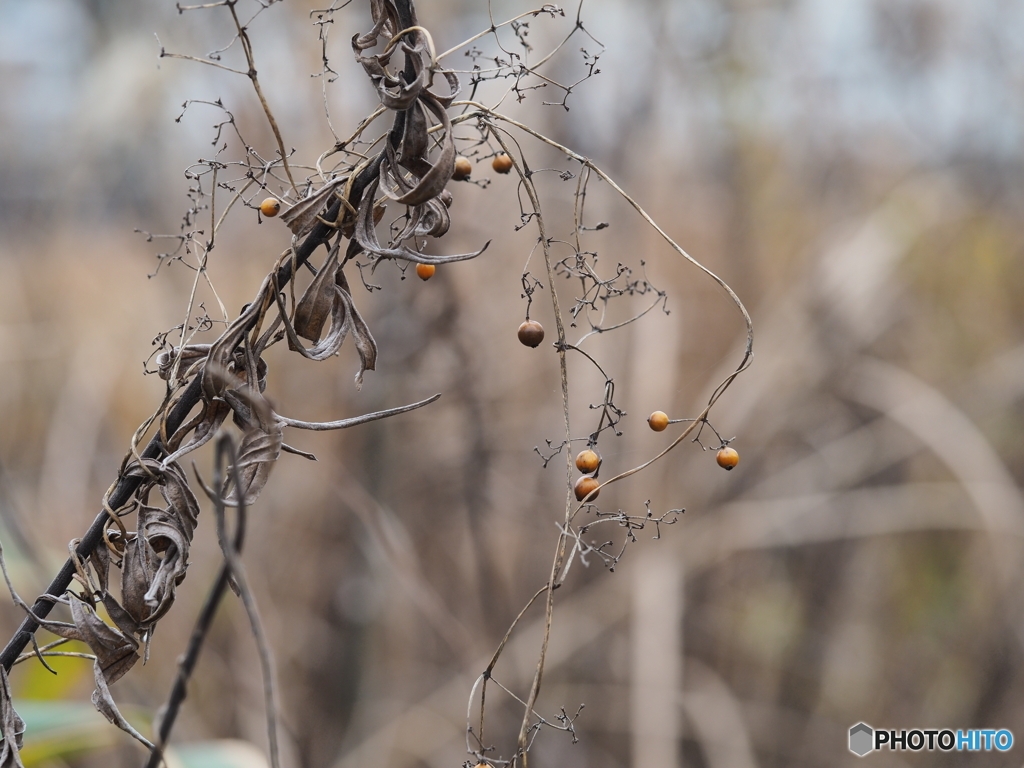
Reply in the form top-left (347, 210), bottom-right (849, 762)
top-left (2, 0), bottom-right (1024, 766)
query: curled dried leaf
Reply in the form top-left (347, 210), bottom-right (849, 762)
top-left (293, 244), bottom-right (342, 343)
top-left (279, 177), bottom-right (348, 238)
top-left (90, 658), bottom-right (154, 750)
top-left (221, 387), bottom-right (284, 507)
top-left (120, 461), bottom-right (199, 628)
top-left (156, 345), bottom-right (211, 383)
top-left (274, 267), bottom-right (378, 386)
top-left (163, 398), bottom-right (231, 467)
top-left (0, 668), bottom-right (25, 767)
top-left (355, 177), bottom-right (489, 265)
top-left (379, 95), bottom-right (455, 207)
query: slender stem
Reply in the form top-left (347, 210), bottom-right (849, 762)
top-left (487, 127), bottom-right (572, 768)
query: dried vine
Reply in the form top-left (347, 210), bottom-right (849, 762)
top-left (0, 2), bottom-right (753, 767)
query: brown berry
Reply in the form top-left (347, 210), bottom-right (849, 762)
top-left (716, 446), bottom-right (739, 471)
top-left (440, 189), bottom-right (453, 208)
top-left (453, 156), bottom-right (472, 181)
top-left (575, 449), bottom-right (600, 474)
top-left (260, 197), bottom-right (281, 217)
top-left (574, 476), bottom-right (600, 502)
top-left (648, 411), bottom-right (669, 431)
top-left (416, 263), bottom-right (436, 281)
top-left (492, 153), bottom-right (514, 174)
top-left (517, 320), bottom-right (545, 348)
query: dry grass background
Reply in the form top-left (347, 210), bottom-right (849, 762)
top-left (2, 1), bottom-right (1024, 767)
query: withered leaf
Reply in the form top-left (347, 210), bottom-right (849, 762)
top-left (202, 274), bottom-right (273, 401)
top-left (293, 244), bottom-right (342, 343)
top-left (156, 345), bottom-right (211, 383)
top-left (378, 95), bottom-right (455, 207)
top-left (355, 177), bottom-right (489, 265)
top-left (0, 668), bottom-right (25, 767)
top-left (69, 598), bottom-right (139, 685)
top-left (280, 177), bottom-right (348, 238)
top-left (90, 659), bottom-right (154, 750)
top-left (163, 398), bottom-right (231, 467)
top-left (120, 461), bottom-right (199, 628)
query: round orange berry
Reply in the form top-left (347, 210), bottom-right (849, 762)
top-left (716, 446), bottom-right (739, 471)
top-left (575, 449), bottom-right (600, 474)
top-left (492, 153), bottom-right (514, 174)
top-left (416, 263), bottom-right (435, 281)
top-left (574, 476), bottom-right (600, 502)
top-left (453, 156), bottom-right (472, 181)
top-left (648, 411), bottom-right (669, 432)
top-left (517, 320), bottom-right (545, 348)
top-left (260, 197), bottom-right (281, 217)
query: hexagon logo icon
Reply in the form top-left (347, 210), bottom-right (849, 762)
top-left (849, 723), bottom-right (874, 757)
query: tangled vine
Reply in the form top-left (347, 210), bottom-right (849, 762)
top-left (0, 2), bottom-right (752, 767)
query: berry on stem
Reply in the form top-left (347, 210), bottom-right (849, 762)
top-left (260, 197), bottom-right (281, 217)
top-left (453, 156), bottom-right (472, 181)
top-left (575, 449), bottom-right (600, 474)
top-left (716, 446), bottom-right (739, 471)
top-left (648, 411), bottom-right (669, 431)
top-left (574, 476), bottom-right (600, 502)
top-left (415, 263), bottom-right (435, 281)
top-left (518, 320), bottom-right (545, 347)
top-left (492, 153), bottom-right (514, 174)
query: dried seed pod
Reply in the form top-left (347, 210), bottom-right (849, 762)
top-left (517, 320), bottom-right (545, 347)
top-left (492, 153), bottom-right (513, 174)
top-left (648, 411), bottom-right (669, 431)
top-left (575, 449), bottom-right (600, 474)
top-left (716, 446), bottom-right (739, 471)
top-left (574, 475), bottom-right (600, 501)
top-left (416, 263), bottom-right (435, 281)
top-left (260, 197), bottom-right (281, 217)
top-left (453, 156), bottom-right (472, 181)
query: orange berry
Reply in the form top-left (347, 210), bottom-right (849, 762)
top-left (648, 411), bottom-right (669, 431)
top-left (492, 153), bottom-right (514, 174)
top-left (517, 320), bottom-right (545, 348)
top-left (416, 263), bottom-right (435, 281)
top-left (453, 156), bottom-right (472, 181)
top-left (575, 449), bottom-right (600, 474)
top-left (716, 446), bottom-right (739, 471)
top-left (260, 197), bottom-right (281, 217)
top-left (574, 475), bottom-right (600, 502)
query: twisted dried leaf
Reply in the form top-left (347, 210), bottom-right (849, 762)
top-left (202, 275), bottom-right (273, 400)
top-left (355, 177), bottom-right (489, 264)
top-left (274, 267), bottom-right (378, 386)
top-left (0, 668), bottom-right (25, 767)
top-left (280, 177), bottom-right (348, 238)
top-left (90, 658), bottom-right (154, 750)
top-left (163, 398), bottom-right (231, 467)
top-left (69, 598), bottom-right (139, 684)
top-left (294, 243), bottom-right (342, 343)
top-left (379, 94), bottom-right (456, 207)
top-left (156, 345), bottom-right (211, 383)
top-left (120, 462), bottom-right (199, 628)
top-left (221, 388), bottom-right (284, 507)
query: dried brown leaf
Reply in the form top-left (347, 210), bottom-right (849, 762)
top-left (293, 244), bottom-right (342, 343)
top-left (0, 668), bottom-right (25, 767)
top-left (279, 177), bottom-right (347, 238)
top-left (90, 659), bottom-right (154, 750)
